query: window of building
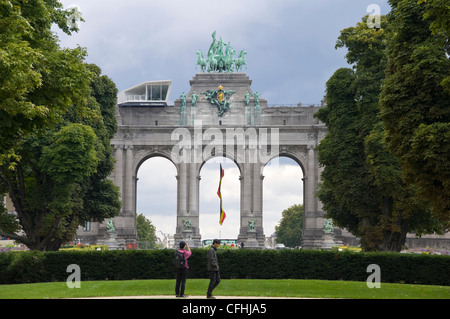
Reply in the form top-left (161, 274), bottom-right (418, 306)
top-left (83, 221), bottom-right (91, 232)
top-left (146, 84), bottom-right (169, 101)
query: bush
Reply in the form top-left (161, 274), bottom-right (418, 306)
top-left (0, 249), bottom-right (448, 285)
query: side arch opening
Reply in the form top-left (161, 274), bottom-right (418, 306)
top-left (136, 156), bottom-right (178, 248)
top-left (263, 156), bottom-right (304, 248)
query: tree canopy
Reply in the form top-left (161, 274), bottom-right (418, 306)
top-left (0, 1), bottom-right (121, 251)
top-left (380, 0), bottom-right (450, 224)
top-left (136, 213), bottom-right (157, 249)
top-left (0, 64), bottom-right (121, 251)
top-left (316, 12), bottom-right (443, 251)
top-left (275, 204), bottom-right (303, 248)
top-left (0, 0), bottom-right (89, 160)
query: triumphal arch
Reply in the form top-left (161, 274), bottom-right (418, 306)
top-left (77, 33), bottom-right (329, 249)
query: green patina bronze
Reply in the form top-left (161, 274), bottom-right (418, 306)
top-left (196, 31), bottom-right (247, 73)
top-left (324, 219), bottom-right (334, 233)
top-left (106, 218), bottom-right (116, 232)
top-left (202, 84), bottom-right (235, 117)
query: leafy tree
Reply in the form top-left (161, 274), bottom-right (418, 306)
top-left (380, 0), bottom-right (450, 226)
top-left (0, 65), bottom-right (121, 251)
top-left (0, 1), bottom-right (121, 251)
top-left (316, 15), bottom-right (442, 251)
top-left (87, 64), bottom-right (119, 139)
top-left (275, 204), bottom-right (303, 248)
top-left (417, 0), bottom-right (449, 65)
top-left (0, 0), bottom-right (89, 160)
top-left (136, 213), bottom-right (157, 249)
top-left (316, 67), bottom-right (384, 250)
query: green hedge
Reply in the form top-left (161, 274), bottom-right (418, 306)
top-left (0, 249), bottom-right (449, 285)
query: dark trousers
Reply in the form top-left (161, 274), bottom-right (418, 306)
top-left (207, 271), bottom-right (221, 296)
top-left (175, 268), bottom-right (188, 296)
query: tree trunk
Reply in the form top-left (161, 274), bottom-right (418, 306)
top-left (378, 197), bottom-right (410, 252)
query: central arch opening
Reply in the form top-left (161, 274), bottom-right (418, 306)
top-left (199, 157), bottom-right (240, 243)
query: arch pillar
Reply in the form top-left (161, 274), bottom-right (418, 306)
top-left (113, 145), bottom-right (124, 203)
top-left (238, 159), bottom-right (265, 248)
top-left (102, 143), bottom-right (137, 248)
top-left (174, 159), bottom-right (202, 247)
top-left (301, 145), bottom-right (325, 249)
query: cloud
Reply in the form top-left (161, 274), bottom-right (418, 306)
top-left (56, 0), bottom-right (391, 105)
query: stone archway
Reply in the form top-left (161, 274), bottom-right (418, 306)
top-left (77, 72), bottom-right (327, 249)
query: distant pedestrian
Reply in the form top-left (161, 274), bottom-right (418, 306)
top-left (175, 241), bottom-right (191, 297)
top-left (206, 239), bottom-right (221, 298)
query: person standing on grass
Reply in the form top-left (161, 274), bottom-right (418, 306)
top-left (175, 241), bottom-right (191, 297)
top-left (206, 239), bottom-right (221, 298)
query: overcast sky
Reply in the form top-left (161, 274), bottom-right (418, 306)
top-left (55, 0), bottom-right (391, 241)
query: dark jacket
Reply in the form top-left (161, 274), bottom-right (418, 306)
top-left (207, 245), bottom-right (219, 271)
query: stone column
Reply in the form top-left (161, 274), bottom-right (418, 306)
top-left (178, 162), bottom-right (187, 214)
top-left (174, 161), bottom-right (188, 247)
top-left (188, 162), bottom-right (197, 213)
top-left (302, 145), bottom-right (322, 249)
top-left (112, 144), bottom-right (136, 248)
top-left (252, 162), bottom-right (265, 247)
top-left (238, 158), bottom-right (264, 248)
top-left (113, 145), bottom-right (124, 204)
top-left (124, 145), bottom-right (134, 216)
top-left (187, 161), bottom-right (201, 247)
top-left (238, 159), bottom-right (252, 244)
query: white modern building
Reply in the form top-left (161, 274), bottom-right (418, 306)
top-left (117, 80), bottom-right (172, 107)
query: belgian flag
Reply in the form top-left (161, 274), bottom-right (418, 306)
top-left (217, 164), bottom-right (226, 225)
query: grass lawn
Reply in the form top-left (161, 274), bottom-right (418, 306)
top-left (0, 279), bottom-right (449, 299)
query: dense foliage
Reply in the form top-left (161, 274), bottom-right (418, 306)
top-left (380, 0), bottom-right (450, 223)
top-left (275, 204), bottom-right (303, 247)
top-left (0, 0), bottom-right (88, 159)
top-left (315, 1), bottom-right (448, 252)
top-left (0, 1), bottom-right (121, 251)
top-left (0, 249), bottom-right (448, 286)
top-left (0, 64), bottom-right (121, 251)
top-left (136, 213), bottom-right (158, 249)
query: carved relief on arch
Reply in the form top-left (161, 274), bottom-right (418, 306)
top-left (122, 130), bottom-right (134, 140)
top-left (132, 145), bottom-right (179, 175)
top-left (113, 144), bottom-right (124, 150)
top-left (275, 145), bottom-right (307, 172)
